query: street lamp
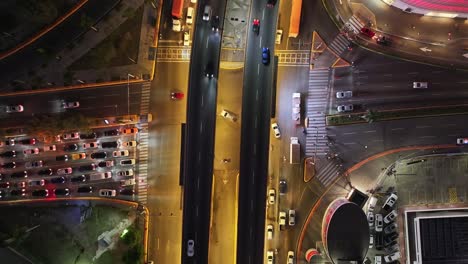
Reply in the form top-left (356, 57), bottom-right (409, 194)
top-left (127, 74), bottom-right (135, 115)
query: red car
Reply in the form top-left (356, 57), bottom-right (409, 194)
top-left (253, 19), bottom-right (260, 34)
top-left (360, 27), bottom-right (375, 38)
top-left (171, 92), bottom-right (184, 100)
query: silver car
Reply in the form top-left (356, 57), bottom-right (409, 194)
top-left (220, 109), bottom-right (237, 122)
top-left (187, 239), bottom-right (195, 257)
top-left (375, 214), bottom-right (383, 232)
top-left (337, 104), bottom-right (353, 112)
top-left (5, 105), bottom-right (24, 113)
top-left (336, 91), bottom-right (353, 98)
top-left (413, 82), bottom-right (428, 88)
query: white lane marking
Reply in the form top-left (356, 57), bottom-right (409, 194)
top-left (372, 139), bottom-right (384, 142)
top-left (443, 123), bottom-right (456, 126)
top-left (200, 122), bottom-right (203, 133)
top-left (416, 125), bottom-right (431, 129)
top-left (201, 95), bottom-right (204, 107)
top-left (255, 118), bottom-right (258, 128)
top-left (260, 36), bottom-right (262, 47)
top-left (384, 85), bottom-right (393, 88)
top-left (253, 144), bottom-right (257, 154)
top-left (256, 90), bottom-right (259, 101)
top-left (104, 94), bottom-right (119, 97)
top-left (391, 128), bottom-right (404, 131)
top-left (206, 39), bottom-right (209, 48)
top-left (364, 130), bottom-right (377, 133)
top-left (432, 71), bottom-right (442, 74)
top-left (343, 142), bottom-right (356, 145)
top-left (448, 134), bottom-right (458, 137)
top-left (408, 72), bottom-right (418, 74)
top-left (196, 206), bottom-right (199, 217)
top-left (458, 81), bottom-right (468, 84)
top-left (258, 64), bottom-right (260, 75)
top-left (262, 10), bottom-right (265, 19)
top-left (343, 132), bottom-right (356, 135)
top-left (420, 136), bottom-right (436, 139)
top-left (383, 74), bottom-right (392, 77)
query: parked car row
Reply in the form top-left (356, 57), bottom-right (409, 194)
top-left (0, 186), bottom-right (135, 199)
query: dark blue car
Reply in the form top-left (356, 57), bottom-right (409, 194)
top-left (262, 47), bottom-right (270, 65)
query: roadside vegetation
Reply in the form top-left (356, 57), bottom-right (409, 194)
top-left (27, 112), bottom-right (92, 142)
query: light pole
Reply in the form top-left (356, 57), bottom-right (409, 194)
top-left (127, 73), bottom-right (135, 115)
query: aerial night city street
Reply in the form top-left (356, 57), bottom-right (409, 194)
top-left (0, 0), bottom-right (467, 263)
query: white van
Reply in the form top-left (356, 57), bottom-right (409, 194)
top-left (202, 6), bottom-right (211, 21)
top-left (186, 7), bottom-right (194, 25)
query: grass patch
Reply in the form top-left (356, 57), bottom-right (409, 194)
top-left (327, 105), bottom-right (468, 126)
top-left (69, 6), bottom-right (143, 70)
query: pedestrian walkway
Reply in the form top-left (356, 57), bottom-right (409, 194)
top-left (327, 34), bottom-right (351, 56)
top-left (314, 159), bottom-right (343, 187)
top-left (305, 69), bottom-right (330, 157)
top-left (345, 15), bottom-right (365, 34)
top-left (140, 81), bottom-right (151, 114)
top-left (277, 50), bottom-right (310, 66)
top-left (156, 47), bottom-right (191, 61)
top-left (137, 122), bottom-right (149, 204)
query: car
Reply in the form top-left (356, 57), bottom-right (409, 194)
top-left (382, 193), bottom-right (398, 211)
top-left (275, 29), bottom-right (283, 44)
top-left (37, 168), bottom-right (53, 176)
top-left (376, 35), bottom-right (391, 46)
top-left (99, 189), bottom-right (117, 197)
top-left (457, 138), bottom-right (468, 145)
top-left (375, 214), bottom-right (383, 232)
top-left (120, 189), bottom-right (135, 196)
top-left (279, 211), bottom-right (286, 228)
top-left (56, 155), bottom-right (69, 162)
top-left (25, 160), bottom-right (43, 168)
top-left (120, 178), bottom-right (136, 186)
top-left (268, 189), bottom-right (275, 205)
top-left (77, 186), bottom-right (93, 193)
top-left (183, 31), bottom-right (190, 46)
top-left (29, 179), bottom-right (45, 187)
top-left (71, 175), bottom-right (87, 183)
top-left (113, 150), bottom-right (129, 157)
top-left (384, 251), bottom-right (401, 262)
top-left (83, 142), bottom-right (99, 149)
top-left (347, 42), bottom-right (356, 51)
top-left (122, 141), bottom-right (137, 147)
top-left (44, 145), bottom-right (56, 151)
top-left (10, 171), bottom-right (27, 178)
top-left (413, 82), bottom-right (428, 89)
top-left (288, 210), bottom-right (296, 226)
top-left (271, 123), bottom-right (281, 138)
top-left (71, 153), bottom-right (86, 160)
top-left (367, 211), bottom-right (375, 227)
top-left (171, 92), bottom-right (184, 100)
top-left (91, 152), bottom-right (107, 159)
top-left (287, 251), bottom-right (294, 264)
top-left (2, 162), bottom-right (16, 169)
top-left (252, 19), bottom-right (260, 34)
top-left (191, 0), bottom-right (196, 3)
top-left (267, 0), bottom-right (277, 7)
top-left (98, 160), bottom-right (114, 168)
top-left (5, 105), bottom-right (24, 113)
top-left (360, 27), bottom-right (375, 38)
top-left (103, 129), bottom-right (119, 136)
top-left (32, 189), bottom-right (48, 197)
top-left (80, 132), bottom-right (97, 140)
top-left (384, 241), bottom-right (399, 253)
top-left (10, 188), bottom-right (26, 197)
top-left (0, 151), bottom-right (16, 158)
top-left (57, 167), bottom-right (73, 175)
top-left (220, 110), bottom-right (237, 122)
top-left (0, 190), bottom-right (3, 198)
top-left (0, 182), bottom-right (10, 189)
top-left (337, 104), bottom-right (353, 112)
top-left (186, 7), bottom-right (194, 25)
top-left (3, 139), bottom-right (15, 146)
top-left (62, 132), bottom-right (80, 140)
top-left (202, 5), bottom-right (211, 21)
top-left (267, 250), bottom-right (274, 264)
top-left (79, 164), bottom-right (97, 172)
top-left (54, 188), bottom-right (70, 196)
top-left (101, 141), bottom-right (119, 148)
top-left (205, 63), bottom-right (214, 78)
top-left (211, 15), bottom-right (220, 31)
top-left (368, 196), bottom-right (378, 211)
top-left (336, 91), bottom-right (353, 98)
top-left (118, 169), bottom-right (134, 177)
top-left (120, 159), bottom-right (136, 166)
top-left (187, 239), bottom-right (195, 257)
top-left (62, 101), bottom-right (80, 109)
top-left (20, 138), bottom-right (36, 145)
top-left (262, 47), bottom-right (270, 65)
top-left (384, 210), bottom-right (398, 224)
top-left (279, 179), bottom-right (287, 194)
top-left (172, 19), bottom-right (181, 32)
top-left (65, 144), bottom-right (78, 151)
top-left (266, 224), bottom-right (273, 240)
top-left (50, 177), bottom-right (66, 184)
top-left (384, 232), bottom-right (398, 246)
top-left (23, 148), bottom-right (39, 155)
top-left (369, 234), bottom-right (374, 248)
top-left (375, 255), bottom-right (382, 264)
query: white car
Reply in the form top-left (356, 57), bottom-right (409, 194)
top-left (413, 82), bottom-right (428, 88)
top-left (186, 7), bottom-right (193, 25)
top-left (122, 141), bottom-right (137, 147)
top-left (382, 193), bottom-right (398, 211)
top-left (113, 150), bottom-right (129, 157)
top-left (120, 178), bottom-right (136, 186)
top-left (279, 212), bottom-right (286, 228)
top-left (44, 145), bottom-right (56, 151)
top-left (268, 189), bottom-right (275, 205)
top-left (287, 251), bottom-right (294, 264)
top-left (384, 222), bottom-right (398, 234)
top-left (183, 32), bottom-right (190, 46)
top-left (288, 209), bottom-right (295, 226)
top-left (220, 109), bottom-right (237, 122)
top-left (187, 239), bottom-right (195, 257)
top-left (367, 211), bottom-right (374, 228)
top-left (271, 123), bottom-right (281, 138)
top-left (57, 167), bottom-right (73, 175)
top-left (118, 169), bottom-right (134, 177)
top-left (384, 210), bottom-right (398, 224)
top-left (5, 105), bottom-right (24, 113)
top-left (275, 29), bottom-right (283, 44)
top-left (369, 234), bottom-right (374, 249)
top-left (83, 142), bottom-right (99, 149)
top-left (172, 19), bottom-right (181, 32)
top-left (337, 104), bottom-right (353, 112)
top-left (336, 91), bottom-right (353, 98)
top-left (384, 251), bottom-right (401, 262)
top-left (266, 251), bottom-right (274, 264)
top-left (62, 132), bottom-right (80, 140)
top-left (191, 0), bottom-right (197, 3)
top-left (375, 255), bottom-right (382, 264)
top-left (99, 189), bottom-right (117, 197)
top-left (23, 148), bottom-right (39, 155)
top-left (266, 224), bottom-right (273, 240)
top-left (456, 138), bottom-right (468, 145)
top-left (62, 101), bottom-right (80, 109)
top-left (368, 196), bottom-right (378, 212)
top-left (202, 5), bottom-right (211, 21)
top-left (375, 214), bottom-right (383, 232)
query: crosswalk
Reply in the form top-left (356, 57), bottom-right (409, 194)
top-left (157, 47), bottom-right (191, 62)
top-left (305, 69), bottom-right (330, 157)
top-left (345, 15), bottom-right (364, 35)
top-left (276, 51), bottom-right (310, 66)
top-left (137, 123), bottom-right (149, 204)
top-left (315, 160), bottom-right (343, 188)
top-left (140, 82), bottom-right (150, 114)
top-left (327, 34), bottom-right (351, 56)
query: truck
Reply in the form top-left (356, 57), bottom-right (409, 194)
top-left (289, 0), bottom-right (302, 38)
top-left (172, 0), bottom-right (183, 32)
top-left (290, 137), bottom-right (300, 164)
top-left (292, 92), bottom-right (301, 125)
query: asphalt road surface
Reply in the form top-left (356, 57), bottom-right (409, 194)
top-left (181, 0), bottom-right (226, 263)
top-left (236, 0), bottom-right (279, 264)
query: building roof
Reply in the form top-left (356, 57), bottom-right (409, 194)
top-left (400, 0), bottom-right (468, 13)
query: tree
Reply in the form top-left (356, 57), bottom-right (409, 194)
top-left (27, 112), bottom-right (92, 142)
top-left (361, 109), bottom-right (378, 123)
